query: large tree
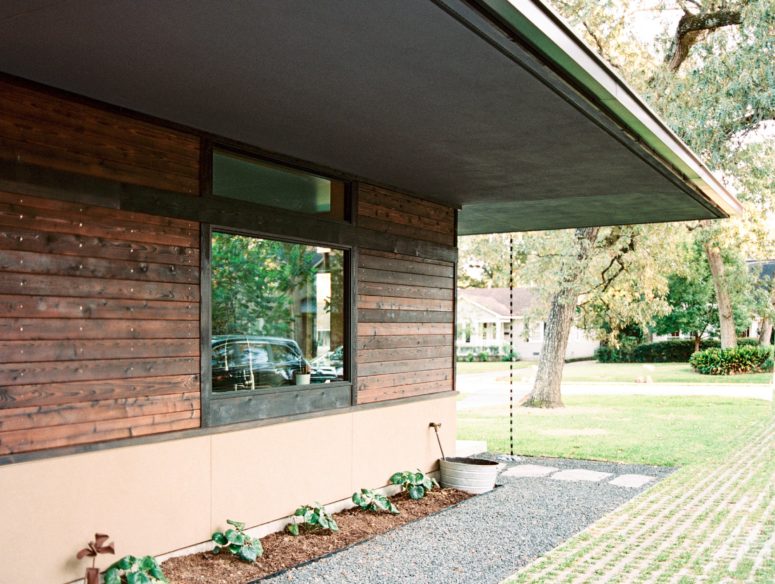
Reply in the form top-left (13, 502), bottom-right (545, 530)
top-left (551, 0), bottom-right (774, 348)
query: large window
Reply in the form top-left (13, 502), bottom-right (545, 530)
top-left (211, 231), bottom-right (346, 393)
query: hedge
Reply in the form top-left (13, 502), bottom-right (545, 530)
top-left (595, 338), bottom-right (761, 363)
top-left (689, 345), bottom-right (774, 375)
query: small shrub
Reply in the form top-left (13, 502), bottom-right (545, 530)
top-left (500, 348), bottom-right (519, 362)
top-left (104, 555), bottom-right (167, 584)
top-left (389, 470), bottom-right (439, 500)
top-left (286, 503), bottom-right (338, 536)
top-left (465, 353), bottom-right (475, 362)
top-left (352, 488), bottom-right (399, 514)
top-left (477, 351), bottom-right (489, 362)
top-left (596, 338), bottom-right (760, 363)
top-left (212, 519), bottom-right (263, 563)
top-left (689, 345), bottom-right (773, 375)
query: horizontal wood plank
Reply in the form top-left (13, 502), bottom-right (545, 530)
top-left (0, 356), bottom-right (197, 386)
top-left (357, 295), bottom-right (453, 312)
top-left (0, 409), bottom-right (200, 454)
top-left (358, 281), bottom-right (454, 301)
top-left (0, 295), bottom-right (198, 320)
top-left (0, 318), bottom-right (198, 340)
top-left (0, 338), bottom-right (198, 364)
top-left (359, 248), bottom-right (454, 267)
top-left (357, 345), bottom-right (451, 363)
top-left (357, 215), bottom-right (453, 246)
top-left (0, 391), bottom-right (199, 432)
top-left (358, 268), bottom-right (453, 289)
top-left (358, 309), bottom-right (454, 323)
top-left (357, 322), bottom-right (453, 337)
top-left (357, 368), bottom-right (452, 392)
top-left (358, 252), bottom-right (454, 278)
top-left (357, 381), bottom-right (453, 404)
top-left (358, 201), bottom-right (454, 239)
top-left (0, 374), bottom-right (199, 409)
top-left (0, 202), bottom-right (198, 248)
top-left (358, 357), bottom-right (453, 377)
top-left (0, 225), bottom-right (198, 266)
top-left (0, 249), bottom-right (198, 283)
top-left (0, 274), bottom-right (198, 301)
top-left (0, 81), bottom-right (199, 166)
top-left (356, 334), bottom-right (454, 351)
top-left (358, 184), bottom-right (454, 223)
top-left (0, 191), bottom-right (197, 231)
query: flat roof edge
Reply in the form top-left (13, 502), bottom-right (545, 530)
top-left (477, 0), bottom-right (743, 218)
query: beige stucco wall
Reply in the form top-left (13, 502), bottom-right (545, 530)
top-left (0, 395), bottom-right (456, 584)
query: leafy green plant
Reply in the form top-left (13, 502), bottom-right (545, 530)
top-left (389, 470), bottom-right (439, 500)
top-left (689, 346), bottom-right (773, 375)
top-left (104, 555), bottom-right (167, 584)
top-left (212, 519), bottom-right (263, 563)
top-left (286, 503), bottom-right (339, 536)
top-left (477, 351), bottom-right (490, 362)
top-left (352, 488), bottom-right (399, 514)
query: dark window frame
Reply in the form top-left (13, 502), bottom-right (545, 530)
top-left (201, 147), bottom-right (356, 427)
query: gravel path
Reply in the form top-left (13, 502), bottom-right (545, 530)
top-left (261, 458), bottom-right (671, 584)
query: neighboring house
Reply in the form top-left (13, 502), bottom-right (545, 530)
top-left (457, 288), bottom-right (599, 360)
top-left (0, 2), bottom-right (741, 582)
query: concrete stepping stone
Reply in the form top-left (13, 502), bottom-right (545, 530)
top-left (550, 469), bottom-right (613, 482)
top-left (609, 474), bottom-right (655, 488)
top-left (501, 464), bottom-right (559, 478)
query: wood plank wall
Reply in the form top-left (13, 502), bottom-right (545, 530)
top-left (0, 80), bottom-right (200, 194)
top-left (0, 191), bottom-right (201, 454)
top-left (356, 185), bottom-right (456, 404)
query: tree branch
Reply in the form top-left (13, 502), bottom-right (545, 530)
top-left (666, 7), bottom-right (742, 71)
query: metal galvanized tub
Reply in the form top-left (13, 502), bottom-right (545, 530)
top-left (439, 457), bottom-right (500, 494)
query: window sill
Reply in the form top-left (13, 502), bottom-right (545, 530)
top-left (206, 382), bottom-right (352, 426)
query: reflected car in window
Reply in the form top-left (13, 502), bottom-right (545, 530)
top-left (211, 335), bottom-right (339, 392)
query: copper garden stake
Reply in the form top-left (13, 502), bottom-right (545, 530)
top-left (77, 533), bottom-right (115, 584)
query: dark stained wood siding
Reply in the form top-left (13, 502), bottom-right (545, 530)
top-left (0, 80), bottom-right (199, 194)
top-left (0, 191), bottom-right (200, 455)
top-left (356, 185), bottom-right (456, 404)
top-left (358, 184), bottom-right (455, 246)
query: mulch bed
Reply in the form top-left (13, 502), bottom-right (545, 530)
top-left (162, 488), bottom-right (471, 584)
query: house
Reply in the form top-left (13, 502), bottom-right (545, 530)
top-left (457, 288), bottom-right (599, 360)
top-left (0, 1), bottom-right (740, 582)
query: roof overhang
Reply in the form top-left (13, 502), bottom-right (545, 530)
top-left (0, 0), bottom-right (741, 234)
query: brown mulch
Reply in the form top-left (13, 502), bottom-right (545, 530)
top-left (162, 489), bottom-right (471, 584)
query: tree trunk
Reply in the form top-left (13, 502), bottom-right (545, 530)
top-left (704, 242), bottom-right (737, 349)
top-left (759, 318), bottom-right (773, 346)
top-left (525, 226), bottom-right (600, 408)
top-left (693, 334), bottom-right (701, 353)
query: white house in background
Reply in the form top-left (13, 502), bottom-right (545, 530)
top-left (457, 288), bottom-right (599, 361)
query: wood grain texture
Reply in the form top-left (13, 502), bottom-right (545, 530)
top-left (0, 186), bottom-right (201, 455)
top-left (355, 197), bottom-right (456, 404)
top-left (357, 184), bottom-right (455, 247)
top-left (0, 80), bottom-right (199, 194)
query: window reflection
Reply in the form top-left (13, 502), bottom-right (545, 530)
top-left (211, 232), bottom-right (345, 391)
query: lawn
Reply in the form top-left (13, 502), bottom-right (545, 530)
top-left (561, 361), bottom-right (773, 384)
top-left (457, 360), bottom-right (773, 384)
top-left (457, 394), bottom-right (772, 466)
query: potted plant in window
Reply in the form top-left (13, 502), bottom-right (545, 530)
top-left (295, 362), bottom-right (311, 385)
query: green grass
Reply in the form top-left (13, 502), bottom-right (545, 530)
top-left (457, 361), bottom-right (773, 384)
top-left (457, 394), bottom-right (772, 466)
top-left (560, 361), bottom-right (773, 384)
top-left (456, 361), bottom-right (533, 374)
